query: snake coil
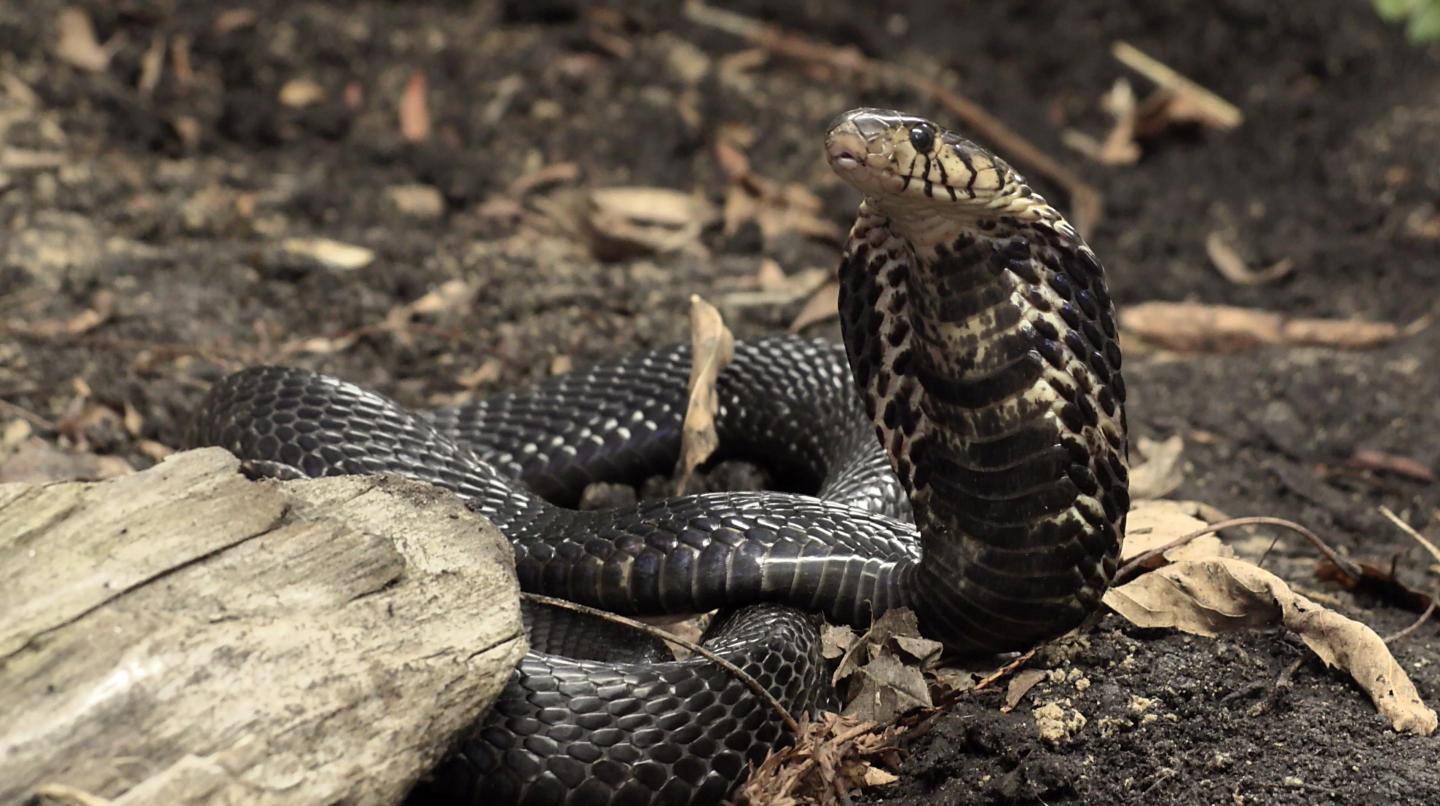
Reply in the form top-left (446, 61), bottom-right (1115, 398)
top-left (192, 108), bottom-right (1127, 805)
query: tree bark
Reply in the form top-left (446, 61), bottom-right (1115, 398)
top-left (0, 447), bottom-right (525, 804)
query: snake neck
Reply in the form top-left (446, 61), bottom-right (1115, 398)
top-left (837, 198), bottom-right (1129, 654)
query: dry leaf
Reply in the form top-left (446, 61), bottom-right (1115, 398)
top-left (383, 184), bottom-right (445, 218)
top-left (1128, 434), bottom-right (1185, 500)
top-left (457, 359), bottom-right (503, 389)
top-left (831, 608), bottom-right (938, 723)
top-left (1122, 499), bottom-right (1230, 564)
top-left (675, 295), bottom-right (733, 494)
top-left (788, 281), bottom-right (839, 333)
top-left (1002, 668), bottom-right (1049, 713)
top-left (399, 70), bottom-right (430, 143)
top-left (507, 162), bottom-right (579, 197)
top-left (843, 652), bottom-right (931, 723)
top-left (821, 623), bottom-right (858, 661)
top-left (1205, 233), bottom-right (1295, 286)
top-left (861, 767), bottom-right (898, 786)
top-left (137, 34), bottom-right (165, 95)
top-left (213, 9), bottom-right (258, 35)
top-left (718, 153), bottom-right (841, 243)
top-left (279, 237), bottom-right (375, 271)
top-left (578, 187), bottom-right (716, 260)
top-left (135, 439), bottom-right (174, 462)
top-left (713, 139), bottom-right (751, 182)
top-left (279, 333), bottom-right (359, 357)
top-left (1121, 302), bottom-right (1407, 352)
top-left (121, 402), bottom-right (144, 436)
top-left (720, 262), bottom-right (828, 309)
top-left (279, 77), bottom-right (326, 108)
top-left (2, 420), bottom-right (32, 452)
top-left (833, 609), bottom-right (930, 684)
top-left (402, 279), bottom-right (473, 317)
top-left (55, 8), bottom-right (118, 73)
top-left (0, 437), bottom-right (133, 483)
top-left (1104, 556), bottom-right (1437, 735)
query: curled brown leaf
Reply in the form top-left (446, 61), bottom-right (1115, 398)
top-left (1105, 556), bottom-right (1437, 735)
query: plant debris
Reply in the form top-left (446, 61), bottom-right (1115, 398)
top-left (1121, 499), bottom-right (1233, 567)
top-left (1111, 41), bottom-right (1243, 130)
top-left (829, 608), bottom-right (941, 723)
top-left (1107, 556), bottom-right (1437, 734)
top-left (278, 237), bottom-right (376, 272)
top-left (537, 186), bottom-right (717, 261)
top-left (1346, 450), bottom-right (1437, 483)
top-left (1121, 301), bottom-right (1419, 351)
top-left (675, 295), bottom-right (733, 494)
top-left (787, 281), bottom-right (840, 333)
top-left (1127, 434), bottom-right (1186, 500)
top-left (1205, 232), bottom-right (1295, 286)
top-left (736, 712), bottom-right (902, 806)
top-left (53, 8), bottom-right (120, 74)
top-left (399, 70), bottom-right (430, 143)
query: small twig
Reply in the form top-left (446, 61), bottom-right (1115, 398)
top-left (1113, 516), bottom-right (1362, 586)
top-left (0, 324), bottom-right (253, 369)
top-left (972, 647), bottom-right (1039, 693)
top-left (0, 398), bottom-right (57, 431)
top-left (1378, 505), bottom-right (1440, 566)
top-left (28, 783), bottom-right (116, 806)
top-left (1205, 232), bottom-right (1294, 286)
top-left (767, 720), bottom-right (887, 789)
top-left (520, 593), bottom-right (800, 734)
top-left (1247, 656), bottom-right (1304, 718)
top-left (1111, 41), bottom-right (1242, 129)
top-left (1384, 593), bottom-right (1439, 643)
top-left (682, 0), bottom-right (1104, 236)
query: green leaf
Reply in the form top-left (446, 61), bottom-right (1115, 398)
top-left (1373, 0), bottom-right (1416, 20)
top-left (1408, 2), bottom-right (1440, 41)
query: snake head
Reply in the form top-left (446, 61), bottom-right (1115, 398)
top-left (825, 108), bottom-right (1036, 231)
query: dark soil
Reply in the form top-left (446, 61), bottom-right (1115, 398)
top-left (3, 1), bottom-right (1439, 804)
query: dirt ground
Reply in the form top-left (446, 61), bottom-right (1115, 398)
top-left (3, 1), bottom-right (1439, 803)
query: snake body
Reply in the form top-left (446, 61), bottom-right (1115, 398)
top-left (191, 109), bottom-right (1127, 805)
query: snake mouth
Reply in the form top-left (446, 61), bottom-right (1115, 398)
top-left (826, 123), bottom-right (899, 195)
top-left (824, 128), bottom-right (868, 173)
top-left (825, 108), bottom-right (914, 197)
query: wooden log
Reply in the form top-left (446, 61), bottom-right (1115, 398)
top-left (0, 447), bottom-right (526, 804)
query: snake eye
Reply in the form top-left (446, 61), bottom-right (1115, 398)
top-left (908, 123), bottom-right (936, 153)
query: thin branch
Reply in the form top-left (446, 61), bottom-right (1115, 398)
top-left (520, 592), bottom-right (800, 734)
top-left (682, 0), bottom-right (1104, 236)
top-left (0, 398), bottom-right (57, 431)
top-left (972, 646), bottom-right (1039, 693)
top-left (1111, 41), bottom-right (1242, 129)
top-left (0, 324), bottom-right (253, 369)
top-left (1113, 515), bottom-right (1362, 586)
top-left (1384, 593), bottom-right (1438, 643)
top-left (1378, 505), bottom-right (1440, 566)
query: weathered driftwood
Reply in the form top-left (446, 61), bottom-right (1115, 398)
top-left (0, 447), bottom-right (525, 805)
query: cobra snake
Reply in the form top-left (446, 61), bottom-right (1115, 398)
top-left (191, 108), bottom-right (1128, 805)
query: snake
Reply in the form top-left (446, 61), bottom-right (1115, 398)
top-left (190, 108), bottom-right (1128, 805)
